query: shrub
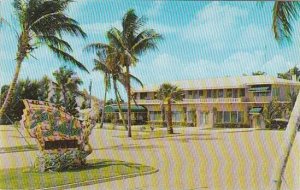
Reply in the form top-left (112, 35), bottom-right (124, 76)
top-left (214, 123), bottom-right (250, 128)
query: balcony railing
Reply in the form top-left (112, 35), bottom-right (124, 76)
top-left (133, 99), bottom-right (161, 104)
top-left (133, 98), bottom-right (243, 104)
top-left (182, 98), bottom-right (243, 103)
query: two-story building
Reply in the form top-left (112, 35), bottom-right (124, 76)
top-left (132, 75), bottom-right (300, 129)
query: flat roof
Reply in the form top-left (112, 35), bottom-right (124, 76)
top-left (133, 75), bottom-right (300, 92)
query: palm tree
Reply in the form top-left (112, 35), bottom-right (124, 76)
top-left (53, 66), bottom-right (83, 108)
top-left (272, 2), bottom-right (300, 42)
top-left (92, 48), bottom-right (143, 130)
top-left (156, 83), bottom-right (184, 134)
top-left (271, 2), bottom-right (300, 190)
top-left (85, 9), bottom-right (162, 137)
top-left (277, 66), bottom-right (300, 80)
top-left (0, 0), bottom-right (88, 120)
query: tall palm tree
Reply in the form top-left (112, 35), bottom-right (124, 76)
top-left (271, 2), bottom-right (300, 190)
top-left (156, 83), bottom-right (184, 134)
top-left (85, 9), bottom-right (162, 137)
top-left (0, 0), bottom-right (88, 120)
top-left (272, 2), bottom-right (300, 42)
top-left (92, 48), bottom-right (143, 130)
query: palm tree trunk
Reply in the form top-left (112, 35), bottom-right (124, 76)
top-left (272, 91), bottom-right (300, 190)
top-left (62, 86), bottom-right (67, 108)
top-left (100, 78), bottom-right (108, 129)
top-left (0, 55), bottom-right (24, 120)
top-left (167, 99), bottom-right (173, 134)
top-left (161, 103), bottom-right (166, 128)
top-left (113, 79), bottom-right (127, 130)
top-left (126, 65), bottom-right (132, 137)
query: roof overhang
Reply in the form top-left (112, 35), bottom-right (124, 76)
top-left (105, 105), bottom-right (147, 113)
top-left (249, 107), bottom-right (263, 115)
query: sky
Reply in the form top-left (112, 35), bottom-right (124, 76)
top-left (1, 0), bottom-right (300, 100)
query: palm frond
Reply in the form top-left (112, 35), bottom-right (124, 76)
top-left (131, 30), bottom-right (163, 55)
top-left (129, 74), bottom-right (143, 87)
top-left (36, 35), bottom-right (72, 51)
top-left (93, 59), bottom-right (110, 74)
top-left (48, 45), bottom-right (89, 73)
top-left (107, 28), bottom-right (126, 50)
top-left (83, 42), bottom-right (112, 53)
top-left (272, 1), bottom-right (300, 42)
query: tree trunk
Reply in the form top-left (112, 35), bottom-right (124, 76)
top-left (126, 65), bottom-right (132, 137)
top-left (0, 56), bottom-right (24, 120)
top-left (272, 91), bottom-right (300, 190)
top-left (161, 103), bottom-right (167, 128)
top-left (62, 86), bottom-right (67, 108)
top-left (113, 78), bottom-right (127, 130)
top-left (99, 77), bottom-right (108, 129)
top-left (167, 99), bottom-right (173, 134)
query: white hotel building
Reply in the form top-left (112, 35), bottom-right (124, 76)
top-left (132, 76), bottom-right (300, 128)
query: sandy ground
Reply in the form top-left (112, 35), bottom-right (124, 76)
top-left (0, 126), bottom-right (299, 190)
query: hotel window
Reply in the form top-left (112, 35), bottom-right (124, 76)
top-left (231, 111), bottom-right (238, 123)
top-left (149, 111), bottom-right (161, 121)
top-left (199, 90), bottom-right (204, 97)
top-left (224, 112), bottom-right (231, 123)
top-left (207, 90), bottom-right (212, 98)
top-left (237, 112), bottom-right (244, 123)
top-left (240, 89), bottom-right (245, 97)
top-left (233, 89), bottom-right (238, 98)
top-left (140, 93), bottom-right (147, 100)
top-left (218, 89), bottom-right (224, 98)
top-left (212, 90), bottom-right (217, 98)
top-left (172, 111), bottom-right (183, 122)
top-left (217, 112), bottom-right (223, 123)
top-left (226, 89), bottom-right (232, 98)
top-left (187, 111), bottom-right (195, 123)
top-left (216, 111), bottom-right (244, 124)
top-left (188, 91), bottom-right (194, 99)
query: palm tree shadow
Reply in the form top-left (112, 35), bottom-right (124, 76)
top-left (59, 159), bottom-right (148, 173)
top-left (93, 144), bottom-right (163, 151)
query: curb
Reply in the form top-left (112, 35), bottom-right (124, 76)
top-left (42, 168), bottom-right (159, 190)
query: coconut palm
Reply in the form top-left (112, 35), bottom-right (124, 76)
top-left (84, 9), bottom-right (162, 137)
top-left (271, 2), bottom-right (300, 189)
top-left (53, 66), bottom-right (83, 108)
top-left (272, 2), bottom-right (300, 42)
top-left (156, 83), bottom-right (184, 134)
top-left (92, 48), bottom-right (143, 130)
top-left (0, 0), bottom-right (88, 120)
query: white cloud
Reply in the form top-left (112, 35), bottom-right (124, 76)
top-left (146, 1), bottom-right (165, 18)
top-left (148, 22), bottom-right (176, 34)
top-left (182, 2), bottom-right (247, 50)
top-left (133, 51), bottom-right (299, 86)
top-left (81, 21), bottom-right (122, 35)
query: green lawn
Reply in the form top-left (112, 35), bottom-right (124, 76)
top-left (0, 159), bottom-right (157, 189)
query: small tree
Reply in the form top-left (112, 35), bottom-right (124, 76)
top-left (263, 99), bottom-right (288, 129)
top-left (252, 71), bottom-right (266, 76)
top-left (156, 83), bottom-right (184, 134)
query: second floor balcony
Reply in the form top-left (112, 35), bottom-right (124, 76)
top-left (133, 97), bottom-right (245, 105)
top-left (182, 97), bottom-right (243, 103)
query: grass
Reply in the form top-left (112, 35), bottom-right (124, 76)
top-left (0, 159), bottom-right (157, 189)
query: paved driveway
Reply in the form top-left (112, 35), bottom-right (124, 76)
top-left (0, 127), bottom-right (299, 190)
